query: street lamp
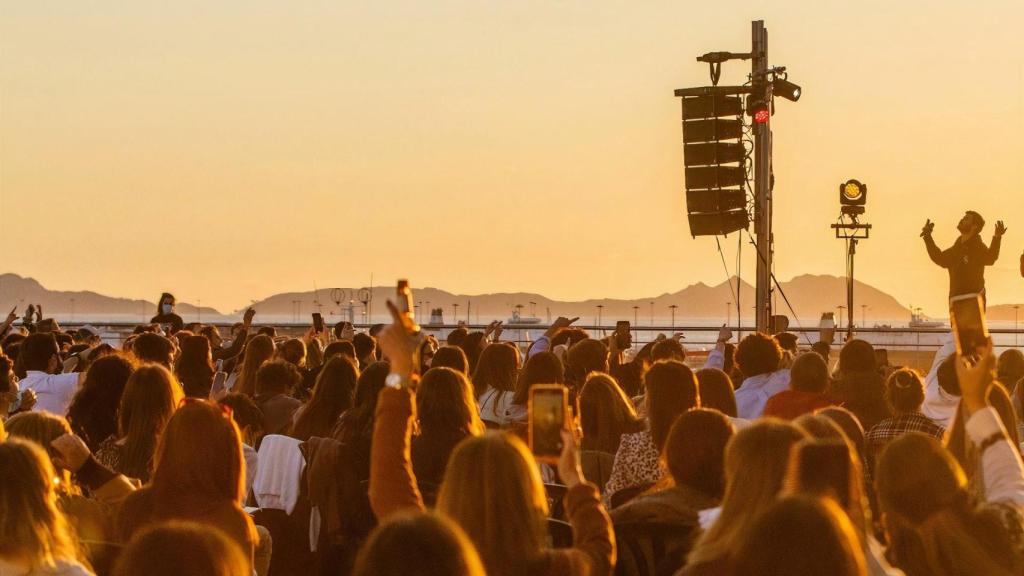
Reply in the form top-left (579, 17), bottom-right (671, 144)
top-left (632, 306), bottom-right (640, 341)
top-left (596, 304), bottom-right (604, 327)
top-left (669, 304), bottom-right (678, 328)
top-left (838, 305), bottom-right (847, 331)
top-left (861, 304), bottom-right (868, 328)
top-left (650, 302), bottom-right (655, 326)
top-left (452, 303), bottom-right (460, 325)
top-left (726, 302), bottom-right (732, 327)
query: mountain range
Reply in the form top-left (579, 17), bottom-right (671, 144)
top-left (0, 272), bottom-right (940, 325)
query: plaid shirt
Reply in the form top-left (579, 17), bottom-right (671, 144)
top-left (866, 412), bottom-right (946, 457)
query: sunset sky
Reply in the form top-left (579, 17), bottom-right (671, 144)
top-left (2, 1), bottom-right (1023, 317)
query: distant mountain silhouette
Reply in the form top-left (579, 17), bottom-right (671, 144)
top-left (0, 271), bottom-right (946, 324)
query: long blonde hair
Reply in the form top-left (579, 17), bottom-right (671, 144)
top-left (0, 439), bottom-right (81, 569)
top-left (687, 419), bottom-right (808, 567)
top-left (234, 335), bottom-right (274, 397)
top-left (4, 412), bottom-right (77, 496)
top-left (436, 433), bottom-right (548, 576)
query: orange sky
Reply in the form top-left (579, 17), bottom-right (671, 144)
top-left (2, 1), bottom-right (1022, 316)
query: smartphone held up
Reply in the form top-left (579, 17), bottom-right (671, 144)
top-left (950, 293), bottom-right (989, 357)
top-left (528, 384), bottom-right (569, 463)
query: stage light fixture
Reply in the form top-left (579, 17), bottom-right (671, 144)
top-left (772, 77), bottom-right (802, 102)
top-left (753, 107), bottom-right (770, 124)
top-left (839, 179), bottom-right (867, 206)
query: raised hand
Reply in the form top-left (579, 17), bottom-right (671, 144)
top-left (51, 433), bottom-right (91, 473)
top-left (243, 308), bottom-right (256, 328)
top-left (995, 221), bottom-right (1007, 237)
top-left (921, 219), bottom-right (935, 238)
top-left (717, 325), bottom-right (733, 343)
top-left (955, 339), bottom-right (995, 416)
top-left (556, 429), bottom-right (584, 489)
top-left (5, 306), bottom-right (16, 325)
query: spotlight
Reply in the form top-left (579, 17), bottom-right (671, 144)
top-left (773, 77), bottom-right (801, 102)
top-left (839, 179), bottom-right (867, 206)
top-left (753, 107), bottom-right (770, 124)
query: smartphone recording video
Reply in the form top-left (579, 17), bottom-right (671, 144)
top-left (528, 384), bottom-right (568, 463)
top-left (615, 320), bottom-right (632, 349)
top-left (950, 293), bottom-right (989, 357)
top-left (312, 312), bottom-right (325, 334)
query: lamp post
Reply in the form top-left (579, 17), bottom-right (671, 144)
top-left (726, 302), bottom-right (732, 327)
top-left (596, 304), bottom-right (604, 327)
top-left (861, 304), bottom-right (868, 328)
top-left (669, 304), bottom-right (678, 328)
top-left (838, 305), bottom-right (847, 331)
top-left (650, 301), bottom-right (655, 326)
top-left (632, 306), bottom-right (640, 342)
top-left (452, 303), bottom-right (459, 325)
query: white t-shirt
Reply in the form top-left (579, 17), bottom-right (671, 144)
top-left (20, 371), bottom-right (80, 416)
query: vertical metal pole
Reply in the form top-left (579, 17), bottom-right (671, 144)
top-left (752, 20), bottom-right (773, 333)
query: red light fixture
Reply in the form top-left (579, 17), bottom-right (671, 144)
top-left (753, 108), bottom-right (770, 124)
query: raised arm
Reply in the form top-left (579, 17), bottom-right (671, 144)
top-left (985, 221), bottom-right (1005, 265)
top-left (958, 343), bottom-right (1024, 510)
top-left (556, 430), bottom-right (615, 576)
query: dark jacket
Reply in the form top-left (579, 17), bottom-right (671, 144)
top-left (149, 312), bottom-right (184, 333)
top-left (257, 393), bottom-right (303, 436)
top-left (924, 233), bottom-right (1000, 297)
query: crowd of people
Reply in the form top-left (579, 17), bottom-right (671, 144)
top-left (1, 276), bottom-right (1024, 576)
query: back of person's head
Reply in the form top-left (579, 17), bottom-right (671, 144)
top-left (550, 328), bottom-right (588, 349)
top-left (151, 400), bottom-right (244, 514)
top-left (218, 393), bottom-right (264, 445)
top-left (4, 411), bottom-right (75, 492)
top-left (774, 332), bottom-right (800, 355)
top-left (735, 333), bottom-right (782, 378)
top-left (885, 368), bottom-right (925, 413)
top-left (324, 340), bottom-right (357, 362)
top-left (811, 341), bottom-right (831, 363)
top-left (235, 334), bottom-right (275, 397)
top-left (132, 332), bottom-right (175, 368)
top-left (689, 419), bottom-right (808, 566)
top-left (119, 364), bottom-right (184, 481)
top-left (352, 333), bottom-right (377, 364)
top-left (784, 438), bottom-right (868, 534)
top-left (514, 351), bottom-right (565, 405)
top-left (113, 521), bottom-right (249, 576)
top-left (446, 327), bottom-right (469, 347)
top-left (175, 335), bottom-right (214, 398)
top-left (790, 352), bottom-right (830, 394)
top-left (199, 324), bottom-right (220, 344)
top-left (794, 413), bottom-right (847, 442)
top-left (256, 326), bottom-right (277, 339)
top-left (997, 349), bottom-right (1024, 390)
top-left (936, 354), bottom-right (961, 396)
top-left (255, 359), bottom-right (302, 398)
top-left (566, 339), bottom-right (609, 381)
top-left (457, 332), bottom-right (487, 373)
top-left (418, 367), bottom-right (484, 437)
top-left (353, 512), bottom-right (486, 576)
top-left (334, 361), bottom-right (390, 443)
top-left (664, 408), bottom-right (733, 499)
top-left (816, 406), bottom-right (867, 465)
top-left (645, 360), bottom-right (700, 451)
top-left (276, 338), bottom-right (307, 368)
top-left (733, 496), bottom-right (867, 576)
top-left (19, 332), bottom-right (60, 372)
top-left (651, 339), bottom-right (686, 362)
top-left (67, 354), bottom-right (136, 448)
top-left (290, 355), bottom-right (359, 442)
top-left (0, 439), bottom-right (78, 569)
top-left (437, 433), bottom-right (548, 576)
top-left (876, 432), bottom-right (1019, 576)
top-left (696, 368), bottom-right (738, 417)
top-left (838, 339), bottom-right (876, 374)
top-left (578, 372), bottom-right (642, 454)
top-left (430, 346), bottom-right (469, 375)
top-left (471, 342), bottom-right (519, 398)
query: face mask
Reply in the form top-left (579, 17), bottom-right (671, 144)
top-left (162, 303), bottom-right (173, 315)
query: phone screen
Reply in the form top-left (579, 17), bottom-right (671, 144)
top-left (209, 371), bottom-right (229, 400)
top-left (312, 312), bottom-right (325, 334)
top-left (950, 294), bottom-right (988, 357)
top-left (615, 321), bottom-right (631, 349)
top-left (529, 385), bottom-right (567, 462)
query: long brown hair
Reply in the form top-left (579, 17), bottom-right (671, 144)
top-left (174, 335), bottom-right (215, 398)
top-left (688, 419), bottom-right (808, 567)
top-left (0, 439), bottom-right (81, 569)
top-left (645, 360), bottom-right (700, 451)
top-left (733, 496), bottom-right (867, 576)
top-left (417, 367), bottom-right (485, 437)
top-left (290, 355), bottom-right (359, 442)
top-left (578, 372), bottom-right (643, 454)
top-left (353, 512), bottom-right (486, 576)
top-left (150, 400), bottom-right (245, 516)
top-left (66, 354), bottom-right (136, 451)
top-left (436, 433), bottom-right (548, 576)
top-left (876, 432), bottom-right (1019, 576)
top-left (234, 335), bottom-right (274, 397)
top-left (118, 364), bottom-right (184, 482)
top-left (513, 351), bottom-right (564, 405)
top-left (471, 343), bottom-right (520, 402)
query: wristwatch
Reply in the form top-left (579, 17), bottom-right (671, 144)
top-left (386, 373), bottom-right (410, 389)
